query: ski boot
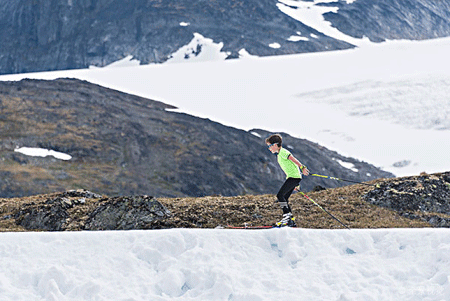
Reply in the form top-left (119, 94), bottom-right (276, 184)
top-left (276, 212), bottom-right (296, 227)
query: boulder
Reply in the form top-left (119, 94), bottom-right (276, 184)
top-left (14, 200), bottom-right (69, 231)
top-left (363, 172), bottom-right (450, 227)
top-left (84, 195), bottom-right (171, 230)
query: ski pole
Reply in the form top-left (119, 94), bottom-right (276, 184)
top-left (299, 191), bottom-right (350, 230)
top-left (310, 173), bottom-right (376, 187)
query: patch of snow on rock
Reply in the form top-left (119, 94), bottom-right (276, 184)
top-left (14, 147), bottom-right (72, 161)
top-left (166, 33), bottom-right (228, 63)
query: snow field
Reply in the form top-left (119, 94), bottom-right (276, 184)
top-left (1, 228), bottom-right (449, 301)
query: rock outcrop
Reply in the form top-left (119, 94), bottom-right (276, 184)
top-left (84, 195), bottom-right (171, 230)
top-left (11, 190), bottom-right (170, 231)
top-left (363, 172), bottom-right (450, 227)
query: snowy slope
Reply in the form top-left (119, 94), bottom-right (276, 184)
top-left (1, 228), bottom-right (449, 300)
top-left (2, 37), bottom-right (450, 177)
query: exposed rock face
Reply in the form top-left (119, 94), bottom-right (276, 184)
top-left (11, 190), bottom-right (170, 231)
top-left (13, 189), bottom-right (101, 231)
top-left (363, 172), bottom-right (450, 227)
top-left (2, 0), bottom-right (450, 75)
top-left (84, 195), bottom-right (171, 230)
top-left (324, 0), bottom-right (450, 42)
top-left (14, 199), bottom-right (69, 231)
top-left (0, 78), bottom-right (393, 198)
top-left (0, 0), bottom-right (351, 75)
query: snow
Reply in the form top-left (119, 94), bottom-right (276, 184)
top-left (277, 0), bottom-right (372, 47)
top-left (287, 35), bottom-right (309, 42)
top-left (14, 147), bottom-right (72, 161)
top-left (103, 55), bottom-right (141, 68)
top-left (250, 131), bottom-right (262, 138)
top-left (1, 228), bottom-right (449, 300)
top-left (269, 42), bottom-right (281, 49)
top-left (237, 48), bottom-right (258, 58)
top-left (165, 33), bottom-right (229, 63)
top-left (333, 158), bottom-right (358, 172)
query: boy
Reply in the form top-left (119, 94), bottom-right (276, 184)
top-left (266, 134), bottom-right (310, 227)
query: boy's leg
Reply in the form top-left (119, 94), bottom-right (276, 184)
top-left (276, 178), bottom-right (301, 214)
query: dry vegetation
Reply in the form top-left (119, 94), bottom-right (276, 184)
top-left (157, 179), bottom-right (430, 229)
top-left (4, 173), bottom-right (450, 232)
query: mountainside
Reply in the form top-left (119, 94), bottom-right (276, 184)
top-left (2, 0), bottom-right (450, 75)
top-left (2, 171), bottom-right (450, 232)
top-left (0, 78), bottom-right (392, 198)
top-left (323, 0), bottom-right (450, 42)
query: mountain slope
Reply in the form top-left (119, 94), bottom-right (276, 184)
top-left (2, 0), bottom-right (450, 75)
top-left (0, 78), bottom-right (392, 198)
top-left (324, 0), bottom-right (450, 42)
top-left (0, 0), bottom-right (352, 75)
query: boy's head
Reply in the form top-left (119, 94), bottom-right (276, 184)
top-left (265, 134), bottom-right (282, 147)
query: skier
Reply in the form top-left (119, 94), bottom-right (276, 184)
top-left (266, 134), bottom-right (310, 227)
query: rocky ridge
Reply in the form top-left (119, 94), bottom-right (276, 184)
top-left (1, 172), bottom-right (449, 232)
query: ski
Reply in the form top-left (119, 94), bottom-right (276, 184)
top-left (226, 225), bottom-right (274, 229)
top-left (225, 225), bottom-right (296, 229)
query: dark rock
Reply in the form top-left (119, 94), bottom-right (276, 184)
top-left (363, 172), bottom-right (450, 227)
top-left (324, 0), bottom-right (450, 43)
top-left (425, 215), bottom-right (450, 227)
top-left (62, 189), bottom-right (103, 199)
top-left (84, 195), bottom-right (171, 230)
top-left (1, 215), bottom-right (13, 220)
top-left (14, 202), bottom-right (69, 231)
top-left (312, 185), bottom-right (327, 192)
top-left (46, 197), bottom-right (74, 209)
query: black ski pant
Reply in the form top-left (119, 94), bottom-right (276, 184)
top-left (277, 177), bottom-right (301, 215)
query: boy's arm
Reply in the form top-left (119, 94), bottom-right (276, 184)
top-left (288, 155), bottom-right (310, 175)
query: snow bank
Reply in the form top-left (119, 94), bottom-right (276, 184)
top-left (1, 228), bottom-right (449, 300)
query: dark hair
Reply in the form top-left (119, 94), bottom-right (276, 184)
top-left (265, 134), bottom-right (282, 146)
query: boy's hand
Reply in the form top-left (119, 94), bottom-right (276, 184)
top-left (301, 165), bottom-right (310, 176)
